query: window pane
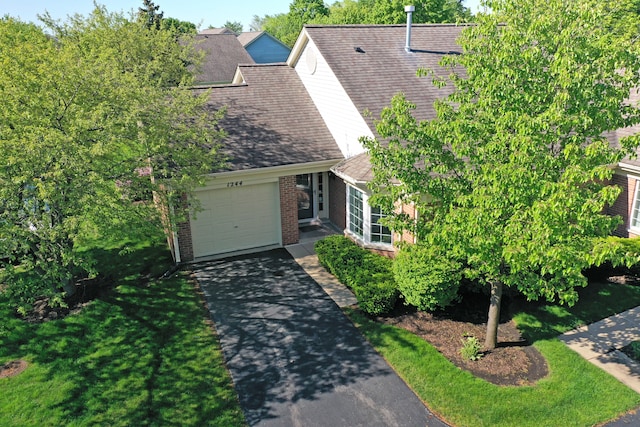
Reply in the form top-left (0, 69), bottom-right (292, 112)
top-left (348, 187), bottom-right (364, 237)
top-left (632, 181), bottom-right (640, 228)
top-left (370, 206), bottom-right (391, 244)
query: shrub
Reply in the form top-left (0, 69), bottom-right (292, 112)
top-left (315, 236), bottom-right (399, 315)
top-left (460, 335), bottom-right (483, 361)
top-left (393, 244), bottom-right (462, 311)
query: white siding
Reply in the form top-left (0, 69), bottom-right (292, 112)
top-left (294, 38), bottom-right (373, 159)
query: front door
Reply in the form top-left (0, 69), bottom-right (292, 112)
top-left (296, 174), bottom-right (314, 220)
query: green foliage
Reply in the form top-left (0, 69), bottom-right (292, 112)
top-left (315, 235), bottom-right (398, 315)
top-left (460, 335), bottom-right (483, 361)
top-left (138, 0), bottom-right (164, 30)
top-left (351, 275), bottom-right (398, 316)
top-left (347, 307), bottom-right (640, 427)
top-left (363, 0), bottom-right (640, 347)
top-left (625, 341), bottom-right (640, 361)
top-left (393, 243), bottom-right (462, 311)
top-left (223, 20), bottom-right (243, 33)
top-left (0, 239), bottom-right (244, 426)
top-left (162, 17), bottom-right (197, 34)
top-left (0, 8), bottom-right (225, 309)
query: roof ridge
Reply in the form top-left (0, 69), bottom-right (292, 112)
top-left (237, 63), bottom-right (289, 68)
top-left (303, 23), bottom-right (473, 29)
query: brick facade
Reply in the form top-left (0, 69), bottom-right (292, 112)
top-left (329, 172), bottom-right (346, 230)
top-left (176, 193), bottom-right (194, 262)
top-left (279, 175), bottom-right (299, 245)
top-left (608, 173), bottom-right (639, 238)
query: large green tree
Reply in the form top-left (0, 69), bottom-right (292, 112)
top-left (363, 0), bottom-right (640, 348)
top-left (0, 7), bottom-right (224, 312)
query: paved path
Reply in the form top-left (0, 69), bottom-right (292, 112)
top-left (559, 307), bottom-right (640, 394)
top-left (285, 240), bottom-right (357, 308)
top-left (193, 249), bottom-right (447, 427)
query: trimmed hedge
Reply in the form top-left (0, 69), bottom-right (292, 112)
top-left (315, 235), bottom-right (398, 315)
top-left (393, 243), bottom-right (462, 311)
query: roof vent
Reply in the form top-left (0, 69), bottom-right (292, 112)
top-left (405, 5), bottom-right (415, 53)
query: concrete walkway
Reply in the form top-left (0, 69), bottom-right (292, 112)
top-left (285, 240), bottom-right (357, 308)
top-left (559, 306), bottom-right (640, 394)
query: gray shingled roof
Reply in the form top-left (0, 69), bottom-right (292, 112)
top-left (236, 31), bottom-right (263, 47)
top-left (197, 64), bottom-right (343, 172)
top-left (607, 89), bottom-right (640, 167)
top-left (331, 152), bottom-right (375, 184)
top-left (307, 24), bottom-right (465, 182)
top-left (312, 24), bottom-right (640, 181)
top-left (193, 34), bottom-right (254, 84)
top-left (200, 28), bottom-right (237, 35)
top-left (304, 24), bottom-right (465, 132)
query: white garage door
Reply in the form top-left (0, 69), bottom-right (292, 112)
top-left (190, 182), bottom-right (281, 258)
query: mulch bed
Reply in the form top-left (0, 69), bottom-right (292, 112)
top-left (0, 360), bottom-right (28, 379)
top-left (377, 309), bottom-right (549, 386)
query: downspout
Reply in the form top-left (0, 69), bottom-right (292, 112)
top-left (405, 5), bottom-right (415, 53)
top-left (170, 203), bottom-right (182, 263)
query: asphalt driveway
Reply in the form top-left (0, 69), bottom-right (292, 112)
top-left (193, 249), bottom-right (447, 427)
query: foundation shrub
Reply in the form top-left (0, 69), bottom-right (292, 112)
top-left (394, 243), bottom-right (462, 312)
top-left (315, 236), bottom-right (399, 315)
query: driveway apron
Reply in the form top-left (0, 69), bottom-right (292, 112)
top-left (193, 249), bottom-right (446, 427)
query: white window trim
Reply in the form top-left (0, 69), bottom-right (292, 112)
top-left (630, 178), bottom-right (640, 233)
top-left (346, 185), bottom-right (393, 248)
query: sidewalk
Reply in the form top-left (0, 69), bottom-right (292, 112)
top-left (559, 306), bottom-right (640, 394)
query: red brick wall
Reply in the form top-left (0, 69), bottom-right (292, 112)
top-left (175, 193), bottom-right (194, 262)
top-left (279, 176), bottom-right (299, 245)
top-left (397, 202), bottom-right (417, 245)
top-left (177, 218), bottom-right (194, 262)
top-left (329, 172), bottom-right (346, 230)
top-left (608, 173), bottom-right (638, 238)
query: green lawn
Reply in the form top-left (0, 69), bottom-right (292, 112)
top-left (0, 238), bottom-right (245, 427)
top-left (347, 279), bottom-right (640, 427)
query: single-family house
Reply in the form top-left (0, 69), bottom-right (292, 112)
top-left (237, 31), bottom-right (291, 63)
top-left (170, 21), bottom-right (640, 263)
top-left (173, 23), bottom-right (464, 262)
top-left (174, 63), bottom-right (343, 261)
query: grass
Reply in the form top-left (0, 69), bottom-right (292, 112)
top-left (0, 236), bottom-right (245, 427)
top-left (347, 279), bottom-right (640, 427)
top-left (622, 341), bottom-right (640, 362)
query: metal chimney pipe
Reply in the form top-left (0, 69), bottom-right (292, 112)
top-left (405, 5), bottom-right (415, 52)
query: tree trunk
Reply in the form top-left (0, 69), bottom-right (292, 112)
top-left (485, 279), bottom-right (503, 349)
top-left (62, 276), bottom-right (76, 297)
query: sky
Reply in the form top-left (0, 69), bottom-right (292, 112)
top-left (2, 1), bottom-right (482, 32)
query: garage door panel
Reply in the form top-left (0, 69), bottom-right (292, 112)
top-left (190, 183), bottom-right (281, 258)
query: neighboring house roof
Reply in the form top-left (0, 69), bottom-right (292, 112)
top-left (237, 31), bottom-right (292, 64)
top-left (200, 28), bottom-right (237, 35)
top-left (197, 64), bottom-right (343, 172)
top-left (236, 31), bottom-right (263, 46)
top-left (193, 34), bottom-right (255, 84)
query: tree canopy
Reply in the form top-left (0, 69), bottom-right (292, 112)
top-left (0, 7), bottom-right (225, 312)
top-left (363, 0), bottom-right (640, 348)
top-left (222, 20), bottom-right (243, 34)
top-left (260, 0), bottom-right (472, 47)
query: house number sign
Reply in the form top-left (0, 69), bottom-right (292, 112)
top-left (226, 181), bottom-right (243, 187)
